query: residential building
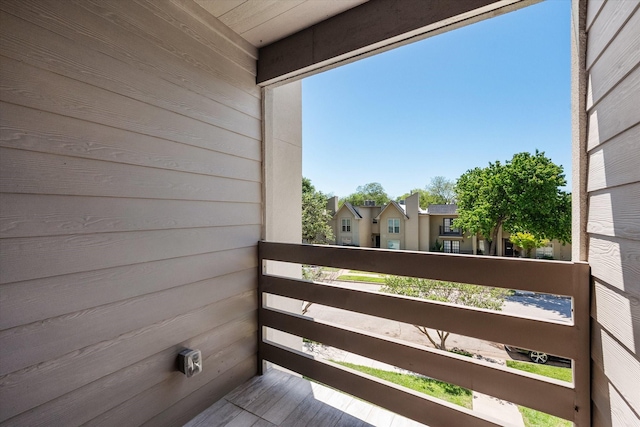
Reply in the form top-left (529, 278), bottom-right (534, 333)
top-left (0, 1), bottom-right (637, 426)
top-left (329, 193), bottom-right (571, 260)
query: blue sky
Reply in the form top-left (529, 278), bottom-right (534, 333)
top-left (302, 0), bottom-right (571, 199)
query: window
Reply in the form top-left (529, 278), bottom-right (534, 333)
top-left (341, 218), bottom-right (351, 232)
top-left (443, 218), bottom-right (459, 233)
top-left (388, 218), bottom-right (400, 233)
top-left (536, 243), bottom-right (553, 258)
top-left (388, 239), bottom-right (400, 250)
top-left (443, 240), bottom-right (460, 253)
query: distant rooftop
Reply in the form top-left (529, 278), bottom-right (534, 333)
top-left (427, 204), bottom-right (458, 215)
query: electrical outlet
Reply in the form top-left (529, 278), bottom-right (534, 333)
top-left (177, 349), bottom-right (202, 377)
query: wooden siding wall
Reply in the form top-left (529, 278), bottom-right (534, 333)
top-left (0, 0), bottom-right (261, 425)
top-left (584, 1), bottom-right (640, 425)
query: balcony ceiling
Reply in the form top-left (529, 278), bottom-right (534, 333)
top-left (193, 0), bottom-right (368, 47)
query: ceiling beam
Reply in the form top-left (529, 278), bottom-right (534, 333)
top-left (257, 0), bottom-right (539, 86)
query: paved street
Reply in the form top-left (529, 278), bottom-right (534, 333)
top-left (304, 279), bottom-right (572, 362)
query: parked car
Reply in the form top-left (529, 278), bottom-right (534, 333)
top-left (504, 346), bottom-right (570, 364)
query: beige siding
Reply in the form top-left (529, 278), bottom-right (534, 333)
top-left (585, 1), bottom-right (640, 425)
top-left (379, 208), bottom-right (405, 250)
top-left (0, 0), bottom-right (260, 425)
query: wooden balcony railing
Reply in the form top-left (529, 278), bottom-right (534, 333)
top-left (257, 242), bottom-right (590, 427)
top-left (439, 225), bottom-right (463, 236)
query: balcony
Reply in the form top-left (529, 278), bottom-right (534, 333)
top-left (252, 242), bottom-right (590, 426)
top-left (439, 226), bottom-right (463, 237)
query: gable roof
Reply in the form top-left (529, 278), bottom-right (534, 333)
top-left (374, 200), bottom-right (409, 220)
top-left (427, 204), bottom-right (458, 215)
top-left (334, 202), bottom-right (362, 219)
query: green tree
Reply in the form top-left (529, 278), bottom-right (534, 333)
top-left (341, 182), bottom-right (390, 206)
top-left (428, 176), bottom-right (456, 204)
top-left (509, 231), bottom-right (549, 258)
top-left (302, 177), bottom-right (334, 244)
top-left (454, 151), bottom-right (571, 256)
top-left (382, 276), bottom-right (509, 350)
top-left (396, 188), bottom-right (437, 209)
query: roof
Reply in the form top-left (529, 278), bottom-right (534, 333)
top-left (375, 200), bottom-right (409, 220)
top-left (427, 204), bottom-right (458, 215)
top-left (334, 202), bottom-right (362, 219)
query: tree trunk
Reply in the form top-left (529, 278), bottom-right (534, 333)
top-left (489, 223), bottom-right (502, 256)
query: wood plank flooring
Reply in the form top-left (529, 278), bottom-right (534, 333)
top-left (184, 369), bottom-right (428, 427)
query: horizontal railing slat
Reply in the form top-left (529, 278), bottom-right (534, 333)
top-left (260, 341), bottom-right (503, 427)
top-left (261, 307), bottom-right (575, 420)
top-left (259, 241), bottom-right (576, 296)
top-left (261, 275), bottom-right (577, 359)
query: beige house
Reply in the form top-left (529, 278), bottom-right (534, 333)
top-left (0, 1), bottom-right (637, 426)
top-left (329, 193), bottom-right (571, 260)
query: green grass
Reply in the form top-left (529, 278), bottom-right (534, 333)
top-left (321, 267), bottom-right (341, 272)
top-left (347, 269), bottom-right (382, 275)
top-left (517, 407), bottom-right (571, 427)
top-left (506, 360), bottom-right (572, 382)
top-left (337, 274), bottom-right (387, 283)
top-left (335, 362), bottom-right (472, 409)
top-left (506, 360), bottom-right (572, 426)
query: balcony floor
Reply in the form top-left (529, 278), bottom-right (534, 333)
top-left (184, 368), bottom-right (427, 427)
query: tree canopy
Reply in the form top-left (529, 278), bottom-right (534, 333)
top-left (341, 182), bottom-right (390, 207)
top-left (396, 177), bottom-right (456, 209)
top-left (454, 151), bottom-right (571, 256)
top-left (396, 188), bottom-right (436, 209)
top-left (427, 176), bottom-right (456, 204)
top-left (302, 177), bottom-right (334, 244)
top-left (509, 231), bottom-right (549, 258)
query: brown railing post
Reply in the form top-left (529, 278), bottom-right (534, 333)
top-left (257, 241), bottom-right (265, 375)
top-left (572, 261), bottom-right (591, 426)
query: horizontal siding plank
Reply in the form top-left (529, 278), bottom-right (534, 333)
top-left (260, 241), bottom-right (578, 296)
top-left (2, 314), bottom-right (255, 427)
top-left (0, 291), bottom-right (256, 422)
top-left (0, 12), bottom-right (261, 141)
top-left (261, 342), bottom-right (502, 427)
top-left (0, 246), bottom-right (257, 330)
top-left (587, 124), bottom-right (640, 191)
top-left (589, 235), bottom-right (640, 298)
top-left (79, 0), bottom-right (258, 97)
top-left (586, 0), bottom-right (639, 69)
top-left (136, 0), bottom-right (256, 73)
top-left (174, 0), bottom-right (258, 59)
top-left (0, 148), bottom-right (260, 202)
top-left (592, 281), bottom-right (639, 354)
top-left (219, 0), bottom-right (305, 35)
top-left (261, 275), bottom-right (578, 360)
top-left (262, 308), bottom-right (575, 420)
top-left (0, 0), bottom-right (260, 119)
top-left (0, 224), bottom-right (260, 284)
top-left (587, 183), bottom-right (640, 241)
top-left (0, 268), bottom-right (255, 376)
top-left (591, 325), bottom-right (640, 415)
top-left (0, 57), bottom-right (261, 159)
top-left (586, 0), bottom-right (606, 32)
top-left (587, 65), bottom-right (640, 150)
top-left (0, 194), bottom-right (260, 239)
top-left (0, 103), bottom-right (261, 180)
top-left (592, 368), bottom-right (640, 427)
top-left (587, 9), bottom-right (640, 108)
top-left (88, 354), bottom-right (257, 427)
